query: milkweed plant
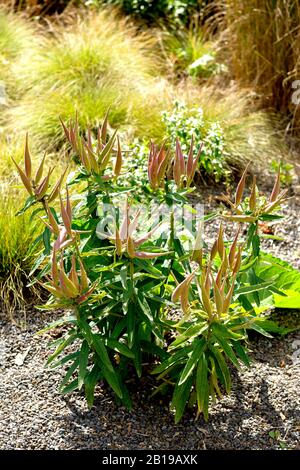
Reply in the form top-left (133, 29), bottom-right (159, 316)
top-left (13, 112), bottom-right (297, 422)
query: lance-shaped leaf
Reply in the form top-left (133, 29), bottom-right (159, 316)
top-left (134, 250), bottom-right (168, 259)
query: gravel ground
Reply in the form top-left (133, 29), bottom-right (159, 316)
top-left (0, 182), bottom-right (299, 450)
top-left (0, 313), bottom-right (299, 450)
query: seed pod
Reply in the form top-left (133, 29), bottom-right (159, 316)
top-left (233, 247), bottom-right (242, 274)
top-left (115, 229), bottom-right (123, 256)
top-left (223, 275), bottom-right (236, 313)
top-left (249, 175), bottom-right (257, 211)
top-left (60, 195), bottom-right (72, 236)
top-left (213, 280), bottom-right (223, 316)
top-left (51, 249), bottom-right (59, 286)
top-left (12, 157), bottom-right (33, 195)
top-left (24, 133), bottom-right (32, 179)
top-left (48, 167), bottom-right (68, 203)
top-left (217, 224), bottom-right (225, 258)
top-left (200, 284), bottom-right (213, 318)
top-left (79, 259), bottom-right (89, 291)
top-left (228, 228), bottom-right (240, 268)
top-left (34, 153), bottom-right (46, 185)
top-left (45, 202), bottom-right (60, 236)
top-left (127, 236), bottom-right (136, 258)
top-left (69, 255), bottom-right (80, 291)
top-left (35, 168), bottom-right (53, 200)
top-left (114, 136), bottom-right (122, 177)
top-left (172, 271), bottom-right (195, 303)
top-left (210, 240), bottom-right (218, 260)
top-left (270, 167), bottom-right (280, 202)
top-left (235, 162), bottom-right (250, 206)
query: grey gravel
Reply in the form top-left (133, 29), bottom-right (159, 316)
top-left (0, 183), bottom-right (299, 450)
top-left (0, 314), bottom-right (299, 450)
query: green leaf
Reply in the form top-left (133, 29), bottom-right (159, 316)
top-left (178, 338), bottom-right (206, 385)
top-left (235, 279), bottom-right (277, 295)
top-left (212, 322), bottom-right (243, 341)
top-left (196, 353), bottom-right (209, 421)
top-left (169, 323), bottom-right (208, 349)
top-left (209, 345), bottom-right (231, 393)
top-left (152, 346), bottom-right (192, 375)
top-left (105, 338), bottom-right (135, 359)
top-left (61, 378), bottom-right (79, 395)
top-left (232, 341), bottom-right (250, 367)
top-left (84, 365), bottom-right (102, 409)
top-left (274, 289), bottom-right (300, 309)
top-left (92, 335), bottom-right (114, 373)
top-left (16, 195), bottom-right (36, 216)
top-left (101, 365), bottom-right (123, 399)
top-left (78, 340), bottom-right (90, 390)
top-left (212, 333), bottom-right (240, 369)
top-left (249, 322), bottom-right (273, 338)
top-left (172, 376), bottom-right (193, 424)
top-left (46, 334), bottom-right (77, 365)
top-left (42, 226), bottom-right (51, 255)
top-left (59, 358), bottom-right (80, 391)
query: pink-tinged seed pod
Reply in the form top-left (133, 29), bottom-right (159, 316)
top-left (200, 284), bottom-right (213, 317)
top-left (223, 275), bottom-right (236, 313)
top-left (249, 175), bottom-right (257, 211)
top-left (213, 280), bottom-right (223, 316)
top-left (172, 271), bottom-right (195, 303)
top-left (35, 168), bottom-right (54, 200)
top-left (233, 247), bottom-right (242, 274)
top-left (34, 153), bottom-right (46, 185)
top-left (114, 136), bottom-right (122, 177)
top-left (270, 167), bottom-right (281, 202)
top-left (24, 133), bottom-right (32, 179)
top-left (45, 202), bottom-right (60, 237)
top-left (115, 229), bottom-right (123, 256)
top-left (79, 259), bottom-right (89, 291)
top-left (77, 285), bottom-right (96, 304)
top-left (51, 249), bottom-right (59, 286)
top-left (12, 157), bottom-right (33, 195)
top-left (126, 236), bottom-right (136, 258)
top-left (69, 255), bottom-right (80, 291)
top-left (210, 240), bottom-right (218, 260)
top-left (228, 229), bottom-right (240, 269)
top-left (235, 162), bottom-right (250, 206)
top-left (60, 194), bottom-right (72, 236)
top-left (48, 167), bottom-right (68, 203)
top-left (217, 224), bottom-right (225, 258)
